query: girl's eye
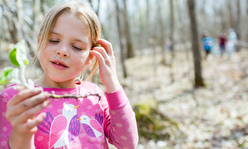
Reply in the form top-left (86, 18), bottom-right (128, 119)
top-left (49, 40), bottom-right (59, 43)
top-left (72, 45), bottom-right (82, 50)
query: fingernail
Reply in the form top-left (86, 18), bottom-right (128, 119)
top-left (43, 100), bottom-right (50, 107)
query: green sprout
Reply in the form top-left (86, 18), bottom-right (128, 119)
top-left (0, 40), bottom-right (101, 101)
top-left (1, 40), bottom-right (31, 88)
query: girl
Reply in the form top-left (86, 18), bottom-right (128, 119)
top-left (0, 1), bottom-right (138, 149)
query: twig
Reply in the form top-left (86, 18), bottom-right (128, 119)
top-left (49, 91), bottom-right (101, 101)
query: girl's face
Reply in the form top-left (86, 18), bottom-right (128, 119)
top-left (39, 13), bottom-right (92, 87)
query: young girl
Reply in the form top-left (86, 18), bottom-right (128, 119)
top-left (0, 1), bottom-right (138, 149)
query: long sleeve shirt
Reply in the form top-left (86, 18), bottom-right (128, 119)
top-left (0, 82), bottom-right (138, 149)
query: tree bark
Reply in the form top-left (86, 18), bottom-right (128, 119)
top-left (96, 0), bottom-right (100, 16)
top-left (228, 0), bottom-right (234, 29)
top-left (156, 0), bottom-right (166, 65)
top-left (169, 0), bottom-right (174, 83)
top-left (114, 0), bottom-right (128, 78)
top-left (187, 0), bottom-right (205, 88)
top-left (177, 0), bottom-right (193, 87)
top-left (40, 0), bottom-right (44, 14)
top-left (220, 0), bottom-right (227, 32)
top-left (123, 0), bottom-right (135, 58)
top-left (2, 0), bottom-right (18, 43)
top-left (236, 0), bottom-right (241, 42)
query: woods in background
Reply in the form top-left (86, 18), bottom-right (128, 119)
top-left (0, 0), bottom-right (246, 87)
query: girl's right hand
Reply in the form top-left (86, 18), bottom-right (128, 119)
top-left (5, 86), bottom-right (50, 148)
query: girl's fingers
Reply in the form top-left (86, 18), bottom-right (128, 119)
top-left (19, 112), bottom-right (46, 133)
top-left (90, 50), bottom-right (105, 65)
top-left (92, 47), bottom-right (108, 58)
top-left (96, 39), bottom-right (114, 55)
top-left (13, 99), bottom-right (50, 125)
top-left (26, 112), bottom-right (46, 130)
top-left (9, 87), bottom-right (43, 105)
top-left (11, 92), bottom-right (50, 116)
top-left (13, 85), bottom-right (26, 92)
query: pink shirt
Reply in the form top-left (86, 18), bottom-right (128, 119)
top-left (0, 82), bottom-right (138, 149)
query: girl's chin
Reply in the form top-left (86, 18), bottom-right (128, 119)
top-left (48, 76), bottom-right (76, 84)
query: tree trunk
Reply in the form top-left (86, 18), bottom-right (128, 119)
top-left (40, 0), bottom-right (44, 14)
top-left (156, 0), bottom-right (166, 65)
top-left (169, 0), bottom-right (174, 83)
top-left (246, 0), bottom-right (248, 42)
top-left (114, 0), bottom-right (128, 78)
top-left (228, 0), bottom-right (234, 29)
top-left (146, 0), bottom-right (150, 50)
top-left (236, 0), bottom-right (241, 47)
top-left (96, 0), bottom-right (100, 16)
top-left (123, 0), bottom-right (135, 58)
top-left (187, 0), bottom-right (205, 88)
top-left (88, 0), bottom-right (92, 5)
top-left (2, 0), bottom-right (18, 43)
top-left (177, 0), bottom-right (193, 87)
top-left (145, 0), bottom-right (157, 75)
top-left (220, 0), bottom-right (227, 32)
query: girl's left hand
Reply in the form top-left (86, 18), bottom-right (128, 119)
top-left (90, 39), bottom-right (121, 93)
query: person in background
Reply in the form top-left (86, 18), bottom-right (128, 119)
top-left (211, 38), bottom-right (221, 57)
top-left (202, 33), bottom-right (214, 59)
top-left (219, 32), bottom-right (227, 57)
top-left (228, 28), bottom-right (237, 51)
top-left (226, 38), bottom-right (236, 59)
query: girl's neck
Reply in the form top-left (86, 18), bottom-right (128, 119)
top-left (34, 75), bottom-right (77, 89)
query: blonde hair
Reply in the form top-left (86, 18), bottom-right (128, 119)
top-left (36, 1), bottom-right (101, 81)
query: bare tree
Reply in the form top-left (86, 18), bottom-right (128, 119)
top-left (40, 0), bottom-right (45, 14)
top-left (114, 0), bottom-right (127, 78)
top-left (123, 0), bottom-right (135, 58)
top-left (177, 0), bottom-right (193, 86)
top-left (96, 0), bottom-right (100, 16)
top-left (156, 0), bottom-right (166, 65)
top-left (228, 0), bottom-right (234, 29)
top-left (146, 0), bottom-right (157, 75)
top-left (169, 0), bottom-right (175, 82)
top-left (2, 0), bottom-right (18, 43)
top-left (187, 0), bottom-right (205, 88)
top-left (220, 0), bottom-right (227, 32)
top-left (236, 0), bottom-right (241, 44)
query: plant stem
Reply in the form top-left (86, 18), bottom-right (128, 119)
top-left (20, 66), bottom-right (33, 89)
top-left (49, 92), bottom-right (101, 101)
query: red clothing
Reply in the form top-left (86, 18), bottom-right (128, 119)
top-left (219, 35), bottom-right (227, 46)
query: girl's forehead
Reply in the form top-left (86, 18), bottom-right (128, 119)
top-left (54, 13), bottom-right (89, 29)
top-left (51, 13), bottom-right (92, 44)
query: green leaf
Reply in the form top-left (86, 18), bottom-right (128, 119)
top-left (0, 77), bottom-right (7, 84)
top-left (0, 67), bottom-right (14, 85)
top-left (9, 48), bottom-right (20, 67)
top-left (0, 67), bottom-right (14, 77)
top-left (9, 40), bottom-right (29, 67)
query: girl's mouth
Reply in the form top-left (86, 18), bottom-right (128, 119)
top-left (51, 60), bottom-right (69, 70)
top-left (52, 62), bottom-right (68, 67)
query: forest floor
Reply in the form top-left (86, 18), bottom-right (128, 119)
top-left (1, 47), bottom-right (248, 149)
top-left (115, 49), bottom-right (248, 149)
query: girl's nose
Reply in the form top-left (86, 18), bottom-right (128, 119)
top-left (56, 47), bottom-right (69, 57)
